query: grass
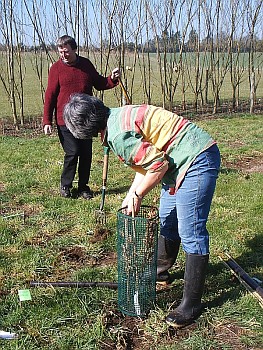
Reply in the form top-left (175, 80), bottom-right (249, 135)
top-left (0, 113), bottom-right (263, 349)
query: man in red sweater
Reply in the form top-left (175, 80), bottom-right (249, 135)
top-left (43, 35), bottom-right (120, 199)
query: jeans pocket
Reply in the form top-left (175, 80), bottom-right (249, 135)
top-left (204, 144), bottom-right (221, 170)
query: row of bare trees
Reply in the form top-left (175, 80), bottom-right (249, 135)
top-left (0, 0), bottom-right (262, 128)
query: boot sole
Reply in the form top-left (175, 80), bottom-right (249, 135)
top-left (166, 318), bottom-right (194, 328)
top-left (156, 280), bottom-right (170, 286)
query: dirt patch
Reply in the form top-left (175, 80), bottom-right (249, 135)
top-left (56, 245), bottom-right (116, 266)
top-left (1, 103), bottom-right (263, 138)
top-left (173, 100), bottom-right (263, 118)
top-left (0, 117), bottom-right (44, 138)
top-left (0, 289), bottom-right (9, 298)
top-left (53, 245), bottom-right (117, 269)
top-left (57, 246), bottom-right (87, 263)
top-left (90, 225), bottom-right (112, 243)
top-left (98, 311), bottom-right (260, 350)
top-left (212, 322), bottom-right (260, 350)
top-left (224, 153), bottom-right (263, 174)
top-left (0, 203), bottom-right (43, 219)
top-left (99, 309), bottom-right (201, 350)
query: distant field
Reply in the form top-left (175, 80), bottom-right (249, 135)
top-left (0, 51), bottom-right (262, 119)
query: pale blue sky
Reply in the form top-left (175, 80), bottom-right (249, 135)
top-left (0, 0), bottom-right (262, 47)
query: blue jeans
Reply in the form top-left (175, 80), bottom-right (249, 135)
top-left (159, 144), bottom-right (221, 255)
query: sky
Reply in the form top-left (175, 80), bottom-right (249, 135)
top-left (0, 0), bottom-right (262, 47)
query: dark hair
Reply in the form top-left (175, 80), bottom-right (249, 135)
top-left (57, 35), bottom-right (77, 50)
top-left (63, 93), bottom-right (110, 139)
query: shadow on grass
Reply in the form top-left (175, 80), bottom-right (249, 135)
top-left (70, 185), bottom-right (130, 199)
top-left (219, 167), bottom-right (240, 175)
top-left (155, 234), bottom-right (263, 311)
top-left (96, 186), bottom-right (130, 196)
top-left (206, 234), bottom-right (263, 310)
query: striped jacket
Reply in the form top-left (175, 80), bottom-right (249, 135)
top-left (107, 104), bottom-right (215, 191)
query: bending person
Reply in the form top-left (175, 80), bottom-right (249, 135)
top-left (63, 93), bottom-right (221, 328)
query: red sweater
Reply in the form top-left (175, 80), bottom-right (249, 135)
top-left (43, 56), bottom-right (117, 126)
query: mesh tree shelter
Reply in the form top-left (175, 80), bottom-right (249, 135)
top-left (117, 205), bottom-right (159, 317)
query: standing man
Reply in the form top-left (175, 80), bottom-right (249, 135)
top-left (43, 35), bottom-right (120, 199)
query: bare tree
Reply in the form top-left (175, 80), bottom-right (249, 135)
top-left (245, 0), bottom-right (262, 113)
top-left (0, 0), bottom-right (24, 128)
top-left (202, 0), bottom-right (231, 113)
top-left (227, 0), bottom-right (247, 110)
top-left (0, 0), bottom-right (262, 125)
top-left (146, 0), bottom-right (193, 109)
top-left (185, 0), bottom-right (207, 112)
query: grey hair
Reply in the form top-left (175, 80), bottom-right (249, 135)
top-left (63, 93), bottom-right (109, 139)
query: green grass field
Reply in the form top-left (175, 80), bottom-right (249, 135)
top-left (0, 51), bottom-right (262, 120)
top-left (0, 113), bottom-right (262, 349)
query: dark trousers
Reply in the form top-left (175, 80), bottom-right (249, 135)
top-left (57, 125), bottom-right (92, 190)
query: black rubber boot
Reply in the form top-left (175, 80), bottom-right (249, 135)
top-left (165, 253), bottom-right (209, 327)
top-left (156, 236), bottom-right (181, 285)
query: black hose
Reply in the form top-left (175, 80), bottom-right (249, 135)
top-left (30, 281), bottom-right (118, 289)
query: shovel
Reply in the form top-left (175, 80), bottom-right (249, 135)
top-left (118, 77), bottom-right (131, 105)
top-left (95, 145), bottom-right (110, 225)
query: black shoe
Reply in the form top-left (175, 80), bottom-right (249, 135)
top-left (60, 186), bottom-right (71, 198)
top-left (78, 186), bottom-right (93, 200)
top-left (156, 271), bottom-right (172, 285)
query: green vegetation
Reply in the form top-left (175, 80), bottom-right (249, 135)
top-left (0, 114), bottom-right (262, 349)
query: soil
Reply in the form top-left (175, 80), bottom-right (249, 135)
top-left (98, 309), bottom-right (259, 350)
top-left (224, 153), bottom-right (263, 174)
top-left (90, 225), bottom-right (112, 242)
top-left (99, 309), bottom-right (198, 349)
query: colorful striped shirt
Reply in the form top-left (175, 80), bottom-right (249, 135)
top-left (107, 105), bottom-right (215, 191)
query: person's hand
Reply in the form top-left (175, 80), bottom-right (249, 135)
top-left (111, 68), bottom-right (120, 82)
top-left (126, 193), bottom-right (143, 216)
top-left (44, 124), bottom-right (52, 135)
top-left (122, 192), bottom-right (132, 209)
